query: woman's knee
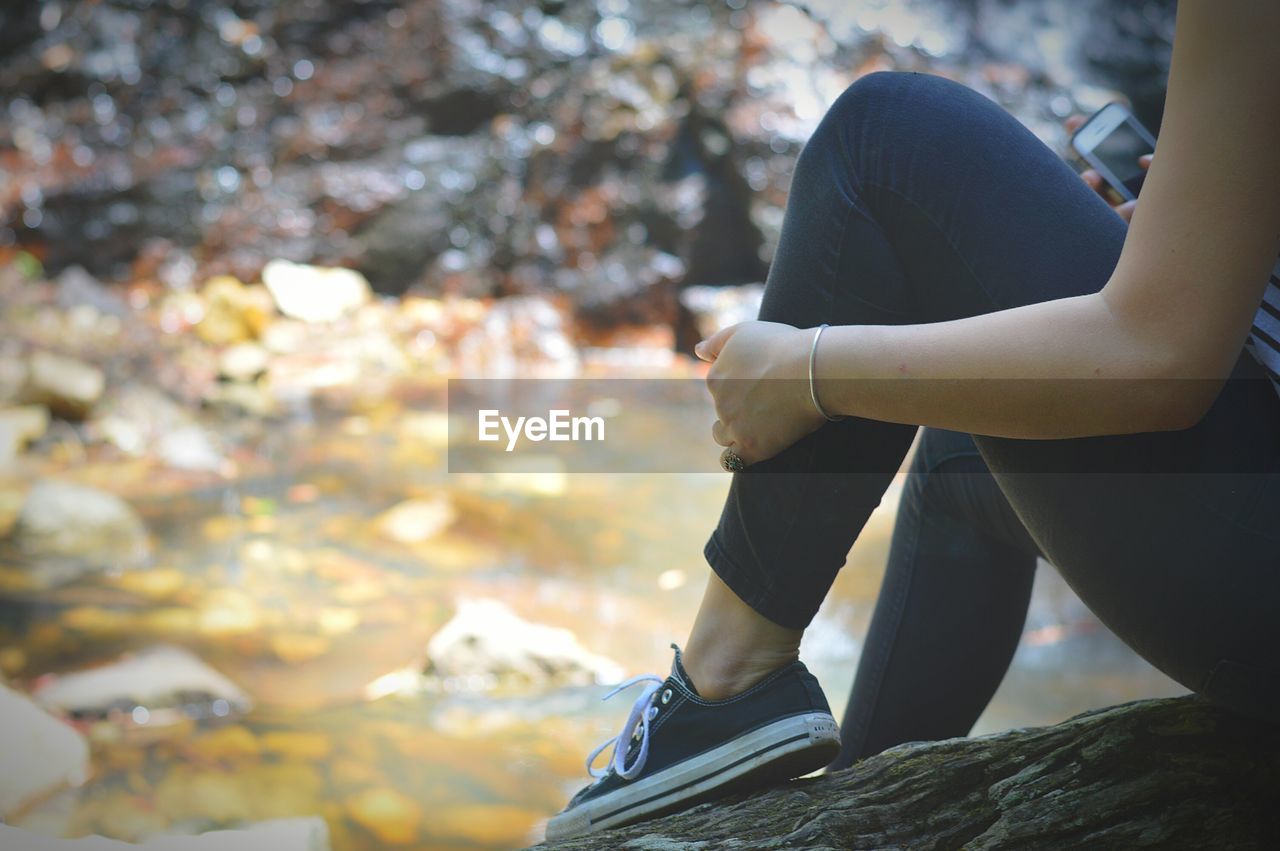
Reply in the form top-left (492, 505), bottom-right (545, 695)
top-left (814, 71), bottom-right (911, 147)
top-left (902, 429), bottom-right (985, 515)
top-left (831, 71), bottom-right (913, 115)
top-left (916, 427), bottom-right (981, 468)
top-left (822, 71), bottom-right (956, 136)
top-left (902, 429), bottom-right (1041, 558)
top-left (816, 71), bottom-right (1007, 174)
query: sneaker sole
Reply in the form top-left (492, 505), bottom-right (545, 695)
top-left (545, 711), bottom-right (841, 841)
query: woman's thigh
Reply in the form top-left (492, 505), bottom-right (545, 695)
top-left (757, 70), bottom-right (1129, 329)
top-left (976, 354), bottom-right (1280, 720)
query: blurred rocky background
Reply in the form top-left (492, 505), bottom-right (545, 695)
top-left (0, 1), bottom-right (1179, 849)
top-left (1, 0), bottom-right (1173, 353)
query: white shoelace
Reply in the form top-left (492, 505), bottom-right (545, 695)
top-left (585, 673), bottom-right (665, 780)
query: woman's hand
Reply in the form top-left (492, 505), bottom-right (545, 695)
top-left (694, 321), bottom-right (827, 466)
top-left (1079, 155), bottom-right (1151, 223)
top-left (1065, 113), bottom-right (1151, 223)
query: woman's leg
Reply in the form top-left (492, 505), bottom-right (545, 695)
top-left (688, 70), bottom-right (1280, 723)
top-left (831, 428), bottom-right (1041, 768)
top-left (838, 380), bottom-right (1280, 765)
top-left (837, 378), bottom-right (1280, 763)
top-left (974, 350), bottom-right (1280, 721)
top-left (687, 70), bottom-right (1128, 696)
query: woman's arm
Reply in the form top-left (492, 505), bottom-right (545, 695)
top-left (701, 0), bottom-right (1280, 457)
top-left (826, 0), bottom-right (1280, 438)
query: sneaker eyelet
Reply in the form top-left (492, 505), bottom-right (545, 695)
top-left (661, 688), bottom-right (672, 704)
top-left (647, 705), bottom-right (658, 720)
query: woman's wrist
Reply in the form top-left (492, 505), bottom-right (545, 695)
top-left (808, 325), bottom-right (845, 422)
top-left (812, 324), bottom-right (884, 421)
top-left (785, 327), bottom-right (828, 427)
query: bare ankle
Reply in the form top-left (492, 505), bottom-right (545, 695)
top-left (682, 573), bottom-right (803, 701)
top-left (682, 645), bottom-right (799, 701)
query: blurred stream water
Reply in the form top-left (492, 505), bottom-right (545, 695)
top-left (1, 395), bottom-right (1185, 849)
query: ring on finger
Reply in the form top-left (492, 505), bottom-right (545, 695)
top-left (720, 447), bottom-right (746, 473)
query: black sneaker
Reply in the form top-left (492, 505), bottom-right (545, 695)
top-left (545, 645), bottom-right (840, 841)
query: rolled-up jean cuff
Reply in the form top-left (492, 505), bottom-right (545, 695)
top-left (702, 533), bottom-right (816, 631)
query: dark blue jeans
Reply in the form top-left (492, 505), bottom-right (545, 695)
top-left (702, 72), bottom-right (1280, 761)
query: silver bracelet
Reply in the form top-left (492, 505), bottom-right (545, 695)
top-left (809, 324), bottom-right (845, 422)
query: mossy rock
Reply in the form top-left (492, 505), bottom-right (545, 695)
top-left (533, 696), bottom-right (1279, 849)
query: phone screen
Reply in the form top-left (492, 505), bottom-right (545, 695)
top-left (1093, 120), bottom-right (1153, 197)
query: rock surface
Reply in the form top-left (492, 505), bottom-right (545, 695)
top-left (0, 818), bottom-right (329, 850)
top-left (154, 425), bottom-right (225, 473)
top-left (34, 645), bottom-right (250, 726)
top-left (0, 683), bottom-right (90, 818)
top-left (0, 404), bottom-right (50, 464)
top-left (0, 356), bottom-right (27, 405)
top-left (22, 352), bottom-right (106, 420)
top-left (425, 598), bottom-right (623, 688)
top-left (197, 276), bottom-right (275, 345)
top-left (9, 479), bottom-right (151, 586)
top-left (375, 496), bottom-right (457, 545)
top-left (262, 260), bottom-right (372, 324)
top-left (532, 696), bottom-right (1280, 850)
top-left (89, 385), bottom-right (223, 472)
top-left (55, 266), bottom-right (129, 319)
top-left (217, 342), bottom-right (271, 383)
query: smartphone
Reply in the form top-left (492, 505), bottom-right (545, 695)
top-left (1070, 102), bottom-right (1156, 203)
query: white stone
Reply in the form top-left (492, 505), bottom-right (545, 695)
top-left (11, 479), bottom-right (150, 580)
top-left (155, 426), bottom-right (223, 473)
top-left (0, 405), bottom-right (50, 466)
top-left (0, 683), bottom-right (90, 818)
top-left (375, 496), bottom-right (456, 544)
top-left (23, 351), bottom-right (105, 419)
top-left (0, 356), bottom-right (27, 405)
top-left (91, 386), bottom-right (192, 457)
top-left (34, 646), bottom-right (250, 721)
top-left (262, 260), bottom-right (371, 323)
top-left (217, 342), bottom-right (270, 382)
top-left (425, 598), bottom-right (622, 687)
